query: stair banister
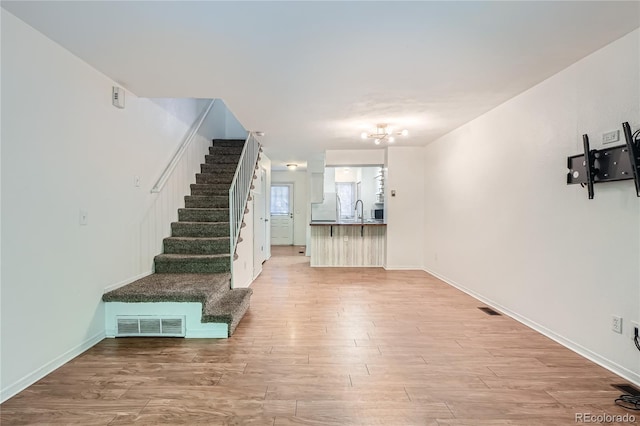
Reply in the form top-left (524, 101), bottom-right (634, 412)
top-left (151, 99), bottom-right (216, 193)
top-left (228, 132), bottom-right (261, 286)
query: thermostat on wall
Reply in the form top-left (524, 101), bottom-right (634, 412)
top-left (112, 86), bottom-right (125, 109)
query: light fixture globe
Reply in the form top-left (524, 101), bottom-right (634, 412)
top-left (286, 163), bottom-right (298, 171)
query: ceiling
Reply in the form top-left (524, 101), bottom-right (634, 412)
top-left (3, 1), bottom-right (639, 169)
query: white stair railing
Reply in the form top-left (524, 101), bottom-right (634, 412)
top-left (228, 133), bottom-right (261, 285)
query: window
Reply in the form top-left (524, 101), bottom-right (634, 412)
top-left (336, 182), bottom-right (355, 219)
top-left (271, 185), bottom-right (290, 215)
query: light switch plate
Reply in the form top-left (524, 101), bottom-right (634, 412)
top-left (79, 209), bottom-right (89, 225)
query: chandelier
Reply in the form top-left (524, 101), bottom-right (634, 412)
top-left (360, 124), bottom-right (409, 145)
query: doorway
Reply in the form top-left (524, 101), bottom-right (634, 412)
top-left (270, 183), bottom-right (294, 245)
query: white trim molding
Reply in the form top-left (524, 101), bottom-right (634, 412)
top-left (423, 267), bottom-right (640, 387)
top-left (103, 271), bottom-right (153, 293)
top-left (0, 331), bottom-right (105, 403)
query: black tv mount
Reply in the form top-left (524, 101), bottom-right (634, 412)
top-left (567, 122), bottom-right (640, 199)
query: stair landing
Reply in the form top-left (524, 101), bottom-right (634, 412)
top-left (103, 273), bottom-right (252, 337)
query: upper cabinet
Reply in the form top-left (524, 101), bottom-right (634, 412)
top-left (310, 172), bottom-right (324, 203)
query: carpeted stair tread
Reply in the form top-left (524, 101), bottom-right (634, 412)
top-left (154, 254), bottom-right (231, 274)
top-left (196, 173), bottom-right (235, 184)
top-left (102, 273), bottom-right (231, 304)
top-left (212, 139), bottom-right (245, 147)
top-left (163, 236), bottom-right (229, 255)
top-left (209, 146), bottom-right (244, 155)
top-left (203, 288), bottom-right (253, 336)
top-left (205, 154), bottom-right (241, 164)
top-left (178, 208), bottom-right (229, 222)
top-left (184, 195), bottom-right (229, 208)
top-left (190, 184), bottom-right (230, 196)
top-left (200, 163), bottom-right (237, 174)
top-left (171, 221), bottom-right (229, 237)
top-left (155, 253), bottom-right (229, 260)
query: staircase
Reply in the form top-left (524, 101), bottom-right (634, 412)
top-left (103, 139), bottom-right (253, 338)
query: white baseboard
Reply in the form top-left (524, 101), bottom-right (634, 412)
top-left (0, 330), bottom-right (105, 403)
top-left (422, 267), bottom-right (640, 387)
top-left (252, 268), bottom-right (262, 283)
top-left (383, 265), bottom-right (424, 271)
top-left (311, 264), bottom-right (385, 268)
top-left (103, 270), bottom-right (153, 293)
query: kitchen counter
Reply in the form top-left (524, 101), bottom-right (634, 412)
top-left (310, 220), bottom-right (386, 226)
top-left (309, 220), bottom-right (386, 267)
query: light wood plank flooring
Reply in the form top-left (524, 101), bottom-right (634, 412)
top-left (1, 246), bottom-right (636, 425)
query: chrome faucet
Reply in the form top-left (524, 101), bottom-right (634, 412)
top-left (355, 199), bottom-right (364, 224)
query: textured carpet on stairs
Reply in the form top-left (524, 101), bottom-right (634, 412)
top-left (102, 139), bottom-right (252, 337)
top-left (103, 273), bottom-right (252, 335)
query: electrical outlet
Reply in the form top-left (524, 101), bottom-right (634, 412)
top-left (602, 130), bottom-right (620, 144)
top-left (612, 315), bottom-right (623, 334)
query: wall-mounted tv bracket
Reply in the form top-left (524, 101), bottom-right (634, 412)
top-left (567, 122), bottom-right (640, 199)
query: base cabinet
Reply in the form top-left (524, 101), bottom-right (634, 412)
top-left (310, 225), bottom-right (386, 267)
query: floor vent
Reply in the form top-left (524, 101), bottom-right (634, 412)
top-left (116, 316), bottom-right (185, 337)
top-left (478, 307), bottom-right (501, 316)
top-left (612, 384), bottom-right (640, 396)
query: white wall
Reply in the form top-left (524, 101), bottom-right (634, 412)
top-left (422, 30), bottom-right (640, 384)
top-left (272, 170), bottom-right (308, 246)
top-left (360, 167), bottom-right (379, 220)
top-left (0, 11), bottom-right (223, 401)
top-left (325, 149), bottom-right (385, 166)
top-left (222, 101), bottom-right (249, 140)
top-left (208, 99), bottom-right (247, 140)
top-left (385, 147), bottom-right (425, 269)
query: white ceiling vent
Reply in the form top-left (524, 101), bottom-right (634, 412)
top-left (116, 316), bottom-right (185, 337)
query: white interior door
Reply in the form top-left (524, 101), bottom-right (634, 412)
top-left (270, 183), bottom-right (294, 245)
top-left (253, 167), bottom-right (267, 275)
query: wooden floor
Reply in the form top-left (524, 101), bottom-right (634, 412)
top-left (1, 246), bottom-right (635, 425)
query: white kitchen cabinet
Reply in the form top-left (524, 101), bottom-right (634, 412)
top-left (310, 172), bottom-right (324, 203)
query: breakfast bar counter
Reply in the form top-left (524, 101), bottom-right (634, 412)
top-left (309, 221), bottom-right (386, 267)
